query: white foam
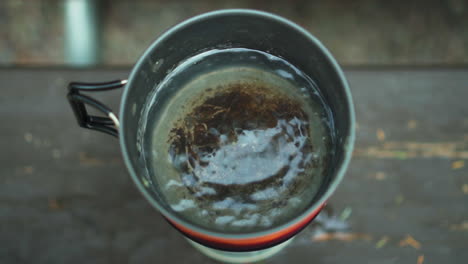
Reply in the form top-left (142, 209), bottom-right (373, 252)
top-left (170, 199), bottom-right (196, 212)
top-left (231, 214), bottom-right (260, 227)
top-left (212, 198), bottom-right (235, 210)
top-left (251, 187), bottom-right (279, 201)
top-left (165, 179), bottom-right (183, 189)
top-left (215, 215), bottom-right (235, 225)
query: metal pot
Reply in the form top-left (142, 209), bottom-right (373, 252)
top-left (67, 9), bottom-right (355, 256)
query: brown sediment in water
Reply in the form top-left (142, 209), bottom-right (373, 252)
top-left (167, 82), bottom-right (317, 202)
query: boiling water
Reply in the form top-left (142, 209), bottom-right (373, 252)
top-left (140, 48), bottom-right (335, 233)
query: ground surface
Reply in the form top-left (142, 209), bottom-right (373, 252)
top-left (0, 68), bottom-right (467, 263)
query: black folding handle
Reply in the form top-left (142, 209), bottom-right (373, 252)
top-left (67, 80), bottom-right (127, 137)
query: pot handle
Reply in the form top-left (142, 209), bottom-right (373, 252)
top-left (67, 79), bottom-right (127, 138)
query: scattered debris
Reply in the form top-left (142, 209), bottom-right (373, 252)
top-left (450, 221), bottom-right (468, 231)
top-left (377, 129), bottom-right (386, 141)
top-left (375, 172), bottom-right (387, 181)
top-left (315, 211), bottom-right (349, 231)
top-left (52, 149), bottom-right (62, 159)
top-left (312, 232), bottom-right (371, 242)
top-left (395, 194), bottom-right (405, 205)
top-left (407, 120), bottom-right (417, 130)
top-left (452, 160), bottom-right (465, 170)
top-left (375, 236), bottom-right (389, 249)
top-left (79, 152), bottom-right (104, 166)
top-left (24, 132), bottom-right (33, 143)
top-left (23, 166), bottom-right (34, 174)
top-left (462, 184), bottom-right (468, 195)
top-left (48, 198), bottom-right (63, 210)
top-left (298, 207), bottom-right (372, 246)
top-left (395, 151), bottom-right (408, 160)
top-left (417, 255), bottom-right (425, 264)
top-left (340, 207), bottom-right (353, 221)
top-left (354, 141), bottom-right (468, 159)
top-left (399, 235), bottom-right (421, 249)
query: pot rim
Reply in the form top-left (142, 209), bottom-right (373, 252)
top-left (119, 9), bottom-right (356, 240)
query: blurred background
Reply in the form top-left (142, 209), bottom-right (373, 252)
top-left (1, 0), bottom-right (467, 67)
top-left (1, 1), bottom-right (468, 263)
